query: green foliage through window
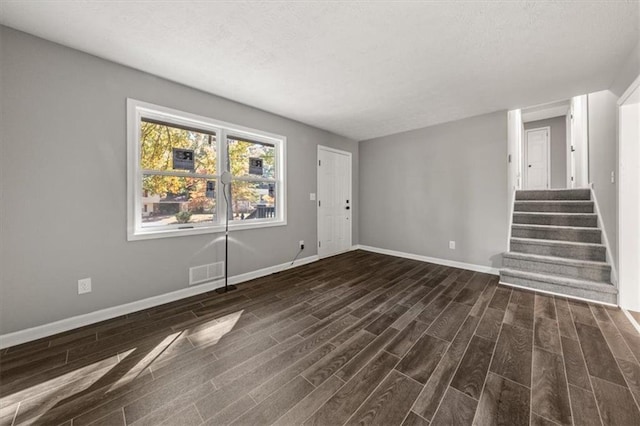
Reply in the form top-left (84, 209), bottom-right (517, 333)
top-left (136, 117), bottom-right (281, 228)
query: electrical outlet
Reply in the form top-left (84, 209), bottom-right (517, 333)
top-left (449, 241), bottom-right (456, 250)
top-left (78, 278), bottom-right (92, 294)
top-left (299, 240), bottom-right (305, 250)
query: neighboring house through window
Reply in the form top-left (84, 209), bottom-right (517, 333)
top-left (127, 99), bottom-right (286, 240)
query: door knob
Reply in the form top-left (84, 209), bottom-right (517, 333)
top-left (528, 165), bottom-right (532, 167)
top-left (345, 206), bottom-right (350, 210)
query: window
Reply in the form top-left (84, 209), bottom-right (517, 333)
top-left (127, 99), bottom-right (286, 240)
top-left (227, 135), bottom-right (277, 221)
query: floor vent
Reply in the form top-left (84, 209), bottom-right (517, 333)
top-left (189, 261), bottom-right (224, 286)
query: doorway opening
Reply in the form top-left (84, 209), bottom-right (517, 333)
top-left (508, 95), bottom-right (589, 194)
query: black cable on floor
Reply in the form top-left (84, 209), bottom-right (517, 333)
top-left (290, 247), bottom-right (304, 266)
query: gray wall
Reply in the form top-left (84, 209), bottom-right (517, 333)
top-left (588, 90), bottom-right (619, 270)
top-left (610, 40), bottom-right (639, 97)
top-left (524, 116), bottom-right (567, 189)
top-left (359, 111), bottom-right (508, 269)
top-left (0, 27), bottom-right (358, 334)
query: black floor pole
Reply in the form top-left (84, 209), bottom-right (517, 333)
top-left (224, 225), bottom-right (228, 290)
top-left (217, 181), bottom-right (236, 294)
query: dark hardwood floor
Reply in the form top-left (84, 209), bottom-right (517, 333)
top-left (1, 250), bottom-right (640, 425)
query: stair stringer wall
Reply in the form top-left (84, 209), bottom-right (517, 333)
top-left (590, 184), bottom-right (619, 286)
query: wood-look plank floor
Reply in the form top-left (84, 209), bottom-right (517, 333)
top-left (1, 250), bottom-right (640, 425)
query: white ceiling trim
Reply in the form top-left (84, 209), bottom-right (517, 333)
top-left (523, 105), bottom-right (570, 123)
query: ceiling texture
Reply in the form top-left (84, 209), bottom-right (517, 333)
top-left (1, 1), bottom-right (638, 140)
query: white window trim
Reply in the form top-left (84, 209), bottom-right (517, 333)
top-left (127, 99), bottom-right (287, 241)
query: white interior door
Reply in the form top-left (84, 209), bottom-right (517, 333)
top-left (566, 111), bottom-right (575, 188)
top-left (524, 128), bottom-right (550, 189)
top-left (571, 95), bottom-right (589, 187)
top-left (318, 146), bottom-right (352, 258)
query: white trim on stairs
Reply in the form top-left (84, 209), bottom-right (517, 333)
top-left (507, 188), bottom-right (516, 251)
top-left (0, 255), bottom-right (320, 349)
top-left (356, 245), bottom-right (500, 275)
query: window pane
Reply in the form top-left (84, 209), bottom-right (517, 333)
top-left (228, 180), bottom-right (276, 221)
top-left (141, 175), bottom-right (217, 228)
top-left (140, 120), bottom-right (217, 175)
top-left (228, 136), bottom-right (275, 179)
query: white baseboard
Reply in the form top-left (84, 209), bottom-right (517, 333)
top-left (357, 245), bottom-right (500, 275)
top-left (498, 281), bottom-right (618, 307)
top-left (622, 309), bottom-right (640, 334)
top-left (0, 255), bottom-right (319, 349)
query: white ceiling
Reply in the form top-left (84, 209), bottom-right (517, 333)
top-left (1, 1), bottom-right (638, 140)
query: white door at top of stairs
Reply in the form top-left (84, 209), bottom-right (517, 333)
top-left (524, 127), bottom-right (550, 190)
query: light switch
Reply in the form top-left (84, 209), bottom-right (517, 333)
top-left (310, 193), bottom-right (316, 201)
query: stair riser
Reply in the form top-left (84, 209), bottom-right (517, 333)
top-left (511, 227), bottom-right (602, 244)
top-left (510, 241), bottom-right (606, 262)
top-left (514, 203), bottom-right (594, 213)
top-left (503, 257), bottom-right (611, 282)
top-left (516, 189), bottom-right (591, 201)
top-left (499, 273), bottom-right (616, 304)
top-left (513, 214), bottom-right (597, 227)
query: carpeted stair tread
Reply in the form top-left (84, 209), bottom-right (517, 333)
top-left (515, 188), bottom-right (591, 201)
top-left (503, 251), bottom-right (609, 268)
top-left (510, 237), bottom-right (604, 248)
top-left (500, 268), bottom-right (616, 293)
top-left (513, 212), bottom-right (598, 227)
top-left (512, 223), bottom-right (601, 230)
top-left (514, 211), bottom-right (596, 215)
top-left (514, 200), bottom-right (594, 213)
top-left (514, 200), bottom-right (593, 204)
top-left (511, 224), bottom-right (602, 243)
top-left (503, 251), bottom-right (611, 282)
top-left (510, 237), bottom-right (606, 261)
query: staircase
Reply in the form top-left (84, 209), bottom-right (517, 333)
top-left (500, 188), bottom-right (617, 304)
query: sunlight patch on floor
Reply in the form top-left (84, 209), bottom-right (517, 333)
top-left (109, 332), bottom-right (183, 392)
top-left (1, 354), bottom-right (119, 403)
top-left (186, 310), bottom-right (243, 347)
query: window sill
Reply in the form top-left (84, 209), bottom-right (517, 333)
top-left (127, 219), bottom-right (287, 241)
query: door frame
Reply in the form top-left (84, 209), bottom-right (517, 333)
top-left (317, 145), bottom-right (352, 258)
top-left (617, 74), bottom-right (640, 312)
top-left (523, 126), bottom-right (551, 189)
